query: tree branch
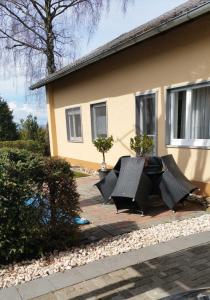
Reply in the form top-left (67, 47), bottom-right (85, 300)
top-left (0, 28), bottom-right (45, 52)
top-left (0, 3), bottom-right (47, 43)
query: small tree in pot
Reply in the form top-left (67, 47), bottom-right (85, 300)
top-left (93, 135), bottom-right (114, 179)
top-left (130, 134), bottom-right (153, 158)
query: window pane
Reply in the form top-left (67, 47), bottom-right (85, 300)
top-left (136, 94), bottom-right (156, 155)
top-left (173, 91), bottom-right (186, 139)
top-left (69, 115), bottom-right (75, 137)
top-left (137, 95), bottom-right (155, 135)
top-left (66, 107), bottom-right (82, 141)
top-left (74, 114), bottom-right (82, 137)
top-left (191, 87), bottom-right (210, 139)
top-left (91, 103), bottom-right (107, 139)
top-left (143, 96), bottom-right (155, 135)
top-left (70, 107), bottom-right (80, 115)
top-left (169, 85), bottom-right (210, 143)
top-left (95, 106), bottom-right (106, 137)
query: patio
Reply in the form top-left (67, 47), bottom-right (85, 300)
top-left (77, 175), bottom-right (207, 244)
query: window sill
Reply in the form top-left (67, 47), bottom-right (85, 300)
top-left (68, 139), bottom-right (83, 143)
top-left (166, 144), bottom-right (210, 150)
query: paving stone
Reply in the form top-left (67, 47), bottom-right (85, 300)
top-left (77, 176), bottom-right (207, 243)
top-left (118, 289), bottom-right (134, 298)
top-left (17, 277), bottom-right (55, 300)
top-left (129, 295), bottom-right (151, 300)
top-left (145, 287), bottom-right (170, 300)
top-left (108, 294), bottom-right (124, 300)
top-left (76, 260), bottom-right (113, 280)
top-left (129, 284), bottom-right (153, 296)
top-left (31, 293), bottom-right (57, 300)
top-left (48, 268), bottom-right (86, 290)
top-left (54, 284), bottom-right (88, 300)
top-left (10, 239), bottom-right (210, 300)
top-left (0, 287), bottom-right (21, 300)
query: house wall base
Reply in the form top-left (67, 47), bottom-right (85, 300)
top-left (63, 156), bottom-right (112, 171)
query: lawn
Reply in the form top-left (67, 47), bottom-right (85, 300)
top-left (73, 171), bottom-right (89, 178)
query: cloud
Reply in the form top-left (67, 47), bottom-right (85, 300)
top-left (8, 101), bottom-right (47, 125)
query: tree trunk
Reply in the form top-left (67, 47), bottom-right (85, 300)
top-left (102, 152), bottom-right (105, 164)
top-left (45, 0), bottom-right (56, 74)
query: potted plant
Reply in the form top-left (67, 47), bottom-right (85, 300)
top-left (93, 135), bottom-right (114, 180)
top-left (130, 134), bottom-right (153, 159)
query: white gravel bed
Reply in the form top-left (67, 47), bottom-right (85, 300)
top-left (1, 214), bottom-right (210, 289)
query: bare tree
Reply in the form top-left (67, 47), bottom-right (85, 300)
top-left (0, 0), bottom-right (132, 79)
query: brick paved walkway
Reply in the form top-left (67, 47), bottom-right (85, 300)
top-left (77, 176), bottom-right (206, 243)
top-left (51, 242), bottom-right (210, 300)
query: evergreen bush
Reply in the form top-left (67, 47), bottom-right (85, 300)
top-left (130, 134), bottom-right (153, 157)
top-left (0, 149), bottom-right (80, 263)
top-left (0, 140), bottom-right (45, 155)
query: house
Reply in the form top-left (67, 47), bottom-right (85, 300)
top-left (31, 0), bottom-right (210, 195)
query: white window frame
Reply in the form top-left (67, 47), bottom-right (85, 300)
top-left (91, 102), bottom-right (107, 140)
top-left (66, 107), bottom-right (83, 142)
top-left (135, 92), bottom-right (158, 155)
top-left (167, 82), bottom-right (210, 148)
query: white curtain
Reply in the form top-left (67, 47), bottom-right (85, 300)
top-left (173, 87), bottom-right (210, 140)
top-left (139, 95), bottom-right (155, 135)
top-left (190, 87), bottom-right (210, 139)
top-left (94, 106), bottom-right (106, 137)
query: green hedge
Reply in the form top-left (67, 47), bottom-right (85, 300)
top-left (0, 148), bottom-right (80, 263)
top-left (0, 140), bottom-right (45, 155)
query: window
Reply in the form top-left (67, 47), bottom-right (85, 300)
top-left (66, 107), bottom-right (82, 142)
top-left (136, 93), bottom-right (156, 154)
top-left (91, 102), bottom-right (107, 140)
top-left (167, 84), bottom-right (210, 147)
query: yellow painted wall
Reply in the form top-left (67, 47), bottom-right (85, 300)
top-left (47, 14), bottom-right (210, 184)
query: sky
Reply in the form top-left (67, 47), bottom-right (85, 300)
top-left (0, 0), bottom-right (186, 125)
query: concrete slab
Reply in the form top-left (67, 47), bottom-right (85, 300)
top-left (0, 287), bottom-right (21, 300)
top-left (17, 277), bottom-right (55, 300)
top-left (48, 268), bottom-right (85, 290)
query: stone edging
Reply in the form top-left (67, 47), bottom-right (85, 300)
top-left (1, 231), bottom-right (210, 300)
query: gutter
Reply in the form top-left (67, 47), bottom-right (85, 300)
top-left (30, 2), bottom-right (210, 90)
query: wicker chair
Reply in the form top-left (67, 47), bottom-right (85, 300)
top-left (159, 154), bottom-right (198, 210)
top-left (95, 156), bottom-right (130, 203)
top-left (111, 157), bottom-right (152, 214)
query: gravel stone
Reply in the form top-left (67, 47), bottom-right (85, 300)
top-left (1, 214), bottom-right (210, 289)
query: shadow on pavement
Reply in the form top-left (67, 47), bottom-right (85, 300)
top-left (67, 243), bottom-right (210, 300)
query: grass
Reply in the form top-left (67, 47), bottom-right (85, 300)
top-left (73, 171), bottom-right (89, 178)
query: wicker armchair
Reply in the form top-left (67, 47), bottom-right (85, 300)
top-left (159, 154), bottom-right (197, 210)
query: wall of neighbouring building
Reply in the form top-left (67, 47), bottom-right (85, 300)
top-left (46, 13), bottom-right (210, 192)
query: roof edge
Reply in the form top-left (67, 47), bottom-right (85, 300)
top-left (30, 2), bottom-right (210, 90)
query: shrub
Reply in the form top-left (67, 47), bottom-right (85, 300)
top-left (39, 158), bottom-right (80, 251)
top-left (93, 136), bottom-right (114, 170)
top-left (0, 140), bottom-right (45, 155)
top-left (130, 134), bottom-right (153, 157)
top-left (0, 149), bottom-right (80, 263)
top-left (0, 149), bottom-right (45, 263)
